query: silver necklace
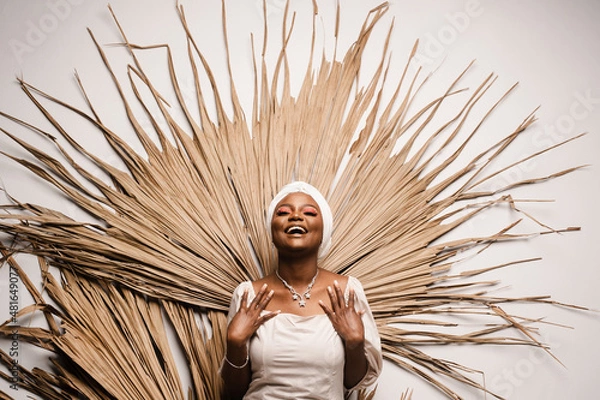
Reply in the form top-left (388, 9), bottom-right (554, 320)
top-left (276, 269), bottom-right (319, 307)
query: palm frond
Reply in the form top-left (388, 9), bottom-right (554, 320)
top-left (0, 1), bottom-right (587, 398)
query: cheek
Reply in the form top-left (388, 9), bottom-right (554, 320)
top-left (311, 222), bottom-right (324, 241)
top-left (271, 220), bottom-right (284, 239)
top-left (270, 224), bottom-right (279, 239)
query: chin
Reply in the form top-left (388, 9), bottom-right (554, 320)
top-left (278, 246), bottom-right (318, 257)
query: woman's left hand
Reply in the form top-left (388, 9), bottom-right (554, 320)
top-left (319, 280), bottom-right (365, 349)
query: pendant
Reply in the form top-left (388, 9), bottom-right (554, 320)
top-left (276, 269), bottom-right (319, 308)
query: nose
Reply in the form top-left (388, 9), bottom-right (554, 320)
top-left (289, 209), bottom-right (302, 220)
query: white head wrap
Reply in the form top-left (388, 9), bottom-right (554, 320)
top-left (267, 181), bottom-right (333, 258)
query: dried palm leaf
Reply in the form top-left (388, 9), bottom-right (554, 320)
top-left (0, 1), bottom-right (589, 399)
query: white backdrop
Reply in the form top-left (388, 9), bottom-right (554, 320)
top-left (0, 1), bottom-right (599, 399)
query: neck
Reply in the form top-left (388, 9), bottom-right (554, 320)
top-left (276, 255), bottom-right (319, 286)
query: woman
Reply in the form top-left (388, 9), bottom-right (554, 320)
top-left (221, 181), bottom-right (382, 399)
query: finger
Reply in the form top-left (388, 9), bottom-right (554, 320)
top-left (240, 288), bottom-right (249, 309)
top-left (258, 289), bottom-right (275, 309)
top-left (251, 283), bottom-right (268, 308)
top-left (326, 285), bottom-right (338, 311)
top-left (259, 310), bottom-right (280, 324)
top-left (347, 287), bottom-right (356, 310)
top-left (318, 300), bottom-right (334, 317)
top-left (333, 280), bottom-right (345, 308)
top-left (256, 283), bottom-right (268, 299)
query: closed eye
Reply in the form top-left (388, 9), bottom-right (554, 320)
top-left (303, 206), bottom-right (318, 216)
top-left (276, 206), bottom-right (292, 216)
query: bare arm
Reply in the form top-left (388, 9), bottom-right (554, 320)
top-left (343, 339), bottom-right (369, 389)
top-left (221, 284), bottom-right (279, 399)
top-left (221, 340), bottom-right (251, 400)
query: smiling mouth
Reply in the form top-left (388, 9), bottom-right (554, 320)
top-left (285, 226), bottom-right (307, 234)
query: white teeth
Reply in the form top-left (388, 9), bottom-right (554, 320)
top-left (286, 226), bottom-right (307, 234)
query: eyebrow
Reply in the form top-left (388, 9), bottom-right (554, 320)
top-left (277, 203), bottom-right (319, 210)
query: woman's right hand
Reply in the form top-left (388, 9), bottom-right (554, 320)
top-left (222, 284), bottom-right (278, 398)
top-left (227, 283), bottom-right (279, 349)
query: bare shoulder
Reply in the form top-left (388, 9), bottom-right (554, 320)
top-left (318, 268), bottom-right (349, 288)
top-left (251, 274), bottom-right (278, 293)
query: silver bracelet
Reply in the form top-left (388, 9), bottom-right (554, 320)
top-left (225, 354), bottom-right (249, 369)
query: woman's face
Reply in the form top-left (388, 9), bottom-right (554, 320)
top-left (270, 192), bottom-right (324, 256)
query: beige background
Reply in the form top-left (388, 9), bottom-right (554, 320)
top-left (0, 1), bottom-right (599, 398)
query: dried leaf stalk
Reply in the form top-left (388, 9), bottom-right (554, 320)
top-left (0, 1), bottom-right (587, 399)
